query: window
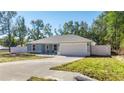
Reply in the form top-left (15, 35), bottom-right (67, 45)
top-left (54, 45), bottom-right (57, 51)
top-left (33, 45), bottom-right (35, 51)
top-left (47, 45), bottom-right (48, 49)
top-left (46, 45), bottom-right (49, 53)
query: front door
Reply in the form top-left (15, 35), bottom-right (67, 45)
top-left (53, 44), bottom-right (58, 54)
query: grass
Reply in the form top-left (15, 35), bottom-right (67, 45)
top-left (120, 39), bottom-right (124, 48)
top-left (0, 51), bottom-right (47, 63)
top-left (27, 76), bottom-right (57, 81)
top-left (51, 57), bottom-right (124, 81)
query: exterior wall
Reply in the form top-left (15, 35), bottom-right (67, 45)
top-left (91, 45), bottom-right (111, 56)
top-left (41, 44), bottom-right (45, 53)
top-left (87, 42), bottom-right (91, 56)
top-left (27, 44), bottom-right (45, 54)
top-left (27, 44), bottom-right (32, 52)
top-left (35, 44), bottom-right (43, 53)
top-left (11, 47), bottom-right (27, 53)
top-left (59, 42), bottom-right (89, 56)
top-left (27, 43), bottom-right (111, 56)
top-left (27, 44), bottom-right (59, 54)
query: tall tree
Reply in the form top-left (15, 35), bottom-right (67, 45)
top-left (67, 21), bottom-right (74, 34)
top-left (91, 13), bottom-right (107, 44)
top-left (54, 26), bottom-right (63, 35)
top-left (104, 12), bottom-right (124, 51)
top-left (91, 11), bottom-right (124, 53)
top-left (79, 21), bottom-right (88, 37)
top-left (63, 22), bottom-right (69, 34)
top-left (14, 16), bottom-right (27, 46)
top-left (74, 21), bottom-right (80, 35)
top-left (62, 21), bottom-right (75, 34)
top-left (2, 35), bottom-right (18, 47)
top-left (28, 19), bottom-right (44, 40)
top-left (43, 23), bottom-right (53, 37)
top-left (0, 11), bottom-right (17, 52)
top-left (55, 20), bottom-right (88, 37)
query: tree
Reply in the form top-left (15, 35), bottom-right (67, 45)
top-left (67, 21), bottom-right (74, 34)
top-left (54, 20), bottom-right (89, 38)
top-left (63, 22), bottom-right (69, 34)
top-left (2, 35), bottom-right (18, 47)
top-left (54, 28), bottom-right (58, 35)
top-left (79, 21), bottom-right (88, 37)
top-left (62, 21), bottom-right (75, 34)
top-left (28, 19), bottom-right (44, 40)
top-left (54, 26), bottom-right (63, 35)
top-left (15, 16), bottom-right (26, 46)
top-left (14, 16), bottom-right (27, 46)
top-left (104, 12), bottom-right (124, 52)
top-left (0, 11), bottom-right (17, 52)
top-left (91, 13), bottom-right (107, 44)
top-left (90, 11), bottom-right (124, 53)
top-left (43, 23), bottom-right (53, 37)
top-left (74, 21), bottom-right (80, 35)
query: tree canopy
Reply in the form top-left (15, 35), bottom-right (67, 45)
top-left (90, 12), bottom-right (124, 52)
top-left (0, 11), bottom-right (17, 52)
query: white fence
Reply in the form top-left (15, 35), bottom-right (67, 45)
top-left (11, 47), bottom-right (27, 53)
top-left (91, 45), bottom-right (111, 56)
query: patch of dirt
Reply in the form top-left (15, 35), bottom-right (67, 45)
top-left (119, 48), bottom-right (124, 55)
top-left (115, 56), bottom-right (124, 62)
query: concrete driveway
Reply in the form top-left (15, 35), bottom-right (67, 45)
top-left (0, 56), bottom-right (93, 81)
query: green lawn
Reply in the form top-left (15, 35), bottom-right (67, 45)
top-left (27, 76), bottom-right (57, 81)
top-left (0, 51), bottom-right (47, 63)
top-left (120, 39), bottom-right (124, 48)
top-left (51, 57), bottom-right (124, 81)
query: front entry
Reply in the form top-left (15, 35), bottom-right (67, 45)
top-left (45, 44), bottom-right (58, 55)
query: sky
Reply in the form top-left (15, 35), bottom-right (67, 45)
top-left (16, 11), bottom-right (101, 29)
top-left (0, 11), bottom-right (101, 38)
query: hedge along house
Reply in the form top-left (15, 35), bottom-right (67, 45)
top-left (27, 35), bottom-right (96, 56)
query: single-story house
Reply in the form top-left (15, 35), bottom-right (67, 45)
top-left (27, 35), bottom-right (96, 56)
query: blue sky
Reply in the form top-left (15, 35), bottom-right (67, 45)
top-left (16, 11), bottom-right (101, 29)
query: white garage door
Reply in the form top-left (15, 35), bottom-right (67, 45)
top-left (59, 43), bottom-right (89, 56)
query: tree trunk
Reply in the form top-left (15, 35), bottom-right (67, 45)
top-left (8, 19), bottom-right (11, 53)
top-left (8, 33), bottom-right (11, 52)
top-left (8, 46), bottom-right (11, 52)
top-left (21, 39), bottom-right (23, 47)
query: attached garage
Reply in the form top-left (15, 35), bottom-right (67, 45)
top-left (59, 42), bottom-right (89, 56)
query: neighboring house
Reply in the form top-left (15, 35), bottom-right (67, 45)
top-left (27, 35), bottom-right (96, 56)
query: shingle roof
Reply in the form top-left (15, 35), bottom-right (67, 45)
top-left (28, 35), bottom-right (94, 44)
